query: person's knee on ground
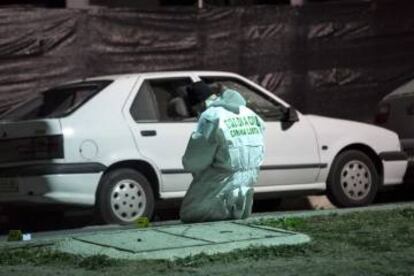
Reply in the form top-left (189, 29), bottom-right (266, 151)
top-left (241, 188), bottom-right (254, 219)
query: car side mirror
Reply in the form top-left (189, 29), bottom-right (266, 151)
top-left (282, 107), bottom-right (299, 123)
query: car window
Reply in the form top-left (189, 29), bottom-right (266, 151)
top-left (130, 78), bottom-right (194, 122)
top-left (200, 77), bottom-right (285, 121)
top-left (1, 81), bottom-right (112, 121)
top-left (130, 81), bottom-right (160, 122)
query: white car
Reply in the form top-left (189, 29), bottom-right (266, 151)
top-left (374, 78), bottom-right (414, 182)
top-left (0, 71), bottom-right (408, 224)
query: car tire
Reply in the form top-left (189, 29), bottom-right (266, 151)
top-left (327, 150), bottom-right (379, 208)
top-left (96, 168), bottom-right (155, 225)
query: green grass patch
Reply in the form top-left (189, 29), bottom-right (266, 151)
top-left (255, 216), bottom-right (306, 231)
top-left (1, 207), bottom-right (414, 275)
top-left (0, 248), bottom-right (114, 270)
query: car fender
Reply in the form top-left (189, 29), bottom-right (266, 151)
top-left (99, 150), bottom-right (163, 189)
top-left (306, 115), bottom-right (401, 183)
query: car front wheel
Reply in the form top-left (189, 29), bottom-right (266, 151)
top-left (327, 150), bottom-right (379, 207)
top-left (97, 168), bottom-right (155, 225)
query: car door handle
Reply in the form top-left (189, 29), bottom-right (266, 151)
top-left (141, 130), bottom-right (157, 137)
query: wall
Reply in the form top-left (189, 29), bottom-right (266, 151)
top-left (0, 1), bottom-right (413, 122)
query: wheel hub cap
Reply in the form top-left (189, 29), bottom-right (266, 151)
top-left (340, 160), bottom-right (372, 201)
top-left (110, 179), bottom-right (146, 222)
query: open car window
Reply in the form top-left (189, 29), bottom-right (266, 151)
top-left (130, 78), bottom-right (195, 122)
top-left (200, 77), bottom-right (286, 121)
top-left (1, 81), bottom-right (112, 121)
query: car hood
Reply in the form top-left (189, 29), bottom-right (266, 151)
top-left (305, 114), bottom-right (401, 153)
top-left (383, 79), bottom-right (414, 101)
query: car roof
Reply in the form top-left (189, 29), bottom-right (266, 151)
top-left (83, 71), bottom-right (240, 81)
top-left (384, 78), bottom-right (414, 100)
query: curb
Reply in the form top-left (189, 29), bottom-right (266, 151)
top-left (247, 201), bottom-right (414, 222)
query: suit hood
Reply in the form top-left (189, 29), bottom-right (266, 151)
top-left (208, 89), bottom-right (246, 114)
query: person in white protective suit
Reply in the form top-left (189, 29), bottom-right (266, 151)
top-left (180, 81), bottom-right (265, 223)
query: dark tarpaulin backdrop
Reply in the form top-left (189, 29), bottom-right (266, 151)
top-left (0, 1), bottom-right (414, 122)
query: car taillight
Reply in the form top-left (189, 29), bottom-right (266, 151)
top-left (374, 103), bottom-right (390, 125)
top-left (34, 135), bottom-right (64, 159)
top-left (15, 135), bottom-right (64, 160)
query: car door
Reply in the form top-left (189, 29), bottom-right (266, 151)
top-left (198, 75), bottom-right (322, 187)
top-left (127, 75), bottom-right (198, 195)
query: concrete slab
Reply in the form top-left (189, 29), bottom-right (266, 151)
top-left (74, 229), bottom-right (207, 253)
top-left (54, 221), bottom-right (310, 260)
top-left (158, 221), bottom-right (288, 243)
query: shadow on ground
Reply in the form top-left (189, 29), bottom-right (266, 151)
top-left (0, 181), bottom-right (413, 235)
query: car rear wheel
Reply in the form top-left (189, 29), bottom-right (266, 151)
top-left (327, 150), bottom-right (379, 207)
top-left (97, 168), bottom-right (154, 225)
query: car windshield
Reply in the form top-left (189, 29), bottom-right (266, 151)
top-left (1, 81), bottom-right (111, 121)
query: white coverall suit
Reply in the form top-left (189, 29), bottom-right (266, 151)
top-left (180, 89), bottom-right (265, 223)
